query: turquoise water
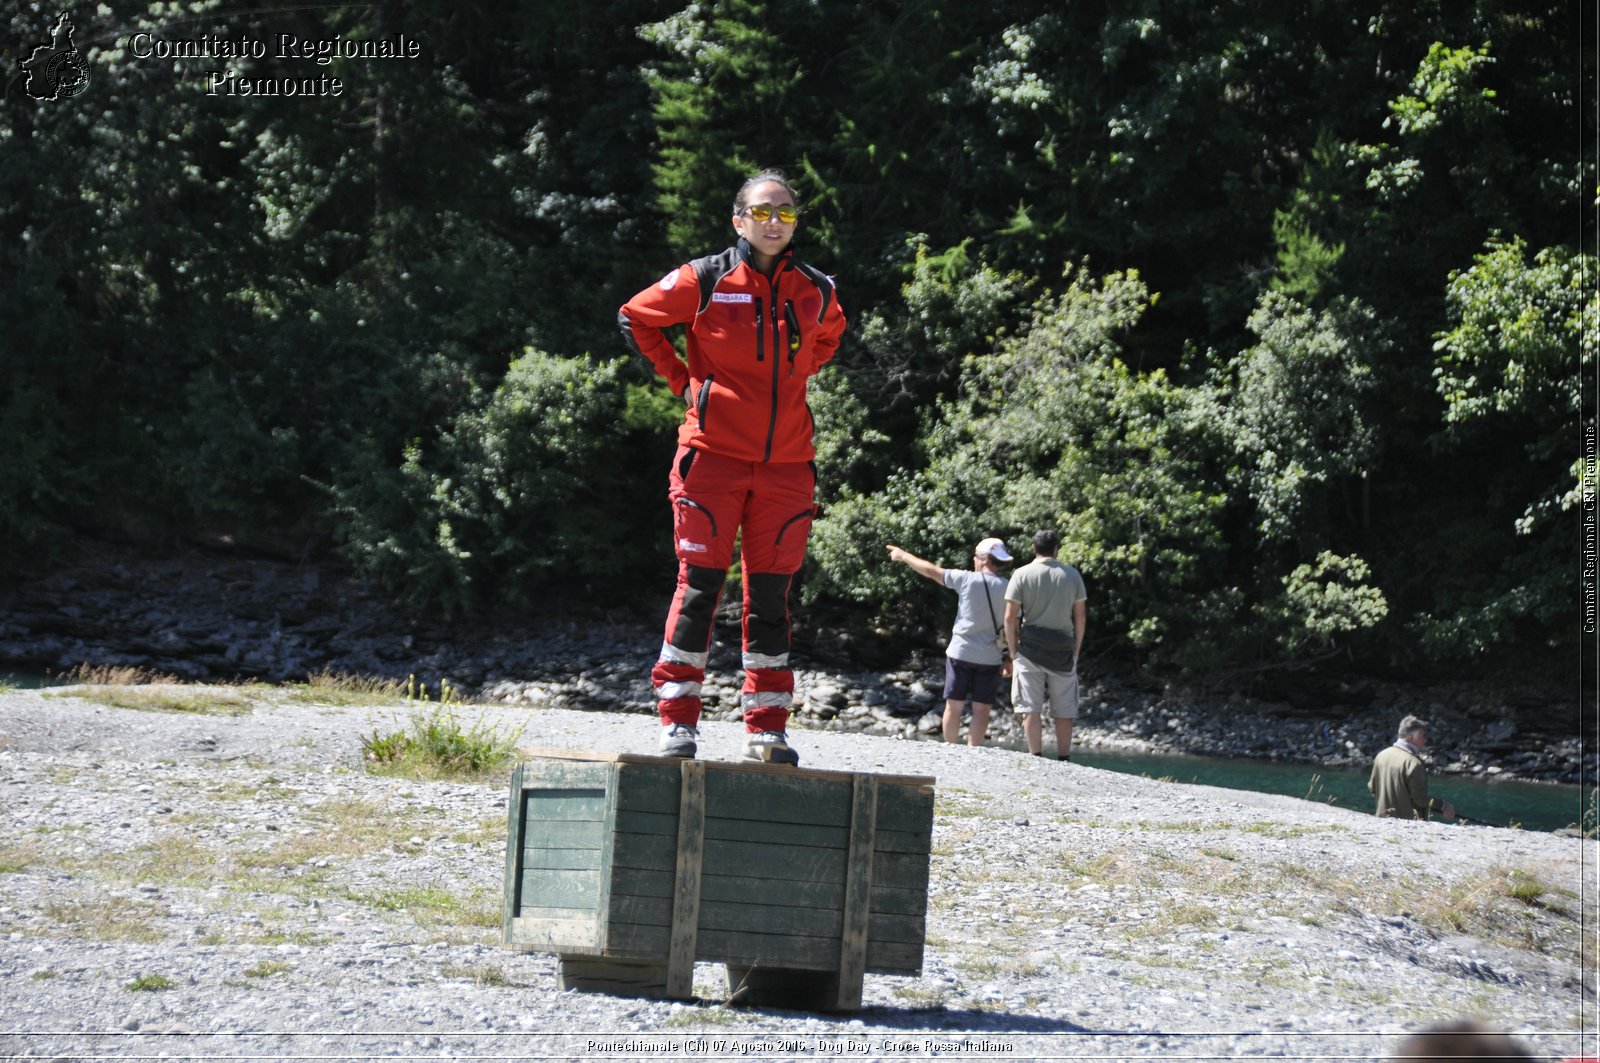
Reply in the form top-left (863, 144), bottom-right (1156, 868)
top-left (1069, 747), bottom-right (1592, 835)
top-left (0, 671), bottom-right (56, 689)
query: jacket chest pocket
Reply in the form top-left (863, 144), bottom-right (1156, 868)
top-left (783, 301), bottom-right (802, 375)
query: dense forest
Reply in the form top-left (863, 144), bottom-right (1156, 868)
top-left (3, 0), bottom-right (1593, 681)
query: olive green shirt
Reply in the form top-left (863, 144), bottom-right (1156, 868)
top-left (1005, 557), bottom-right (1087, 671)
top-left (1368, 742), bottom-right (1436, 820)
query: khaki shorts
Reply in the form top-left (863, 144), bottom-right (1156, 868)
top-left (1011, 656), bottom-right (1078, 719)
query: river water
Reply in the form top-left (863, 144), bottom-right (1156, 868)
top-left (1068, 747), bottom-right (1592, 835)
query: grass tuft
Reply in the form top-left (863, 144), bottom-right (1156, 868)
top-left (286, 670), bottom-right (405, 707)
top-left (125, 973), bottom-right (175, 992)
top-left (50, 683), bottom-right (252, 717)
top-left (362, 707), bottom-right (522, 781)
top-left (59, 663), bottom-right (174, 685)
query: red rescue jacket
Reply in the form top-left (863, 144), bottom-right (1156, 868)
top-left (618, 239), bottom-right (846, 464)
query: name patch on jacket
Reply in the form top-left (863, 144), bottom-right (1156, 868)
top-left (710, 292), bottom-right (753, 304)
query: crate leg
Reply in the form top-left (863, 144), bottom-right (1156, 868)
top-left (558, 955), bottom-right (675, 999)
top-left (724, 964), bottom-right (863, 1012)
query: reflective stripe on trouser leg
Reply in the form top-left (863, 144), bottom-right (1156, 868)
top-left (741, 571), bottom-right (795, 733)
top-left (654, 564), bottom-right (726, 726)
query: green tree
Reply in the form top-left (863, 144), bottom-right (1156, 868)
top-left (1417, 237), bottom-right (1595, 656)
top-left (331, 351), bottom-right (676, 613)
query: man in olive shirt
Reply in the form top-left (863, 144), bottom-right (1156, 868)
top-left (1369, 715), bottom-right (1456, 820)
top-left (1003, 529), bottom-right (1087, 760)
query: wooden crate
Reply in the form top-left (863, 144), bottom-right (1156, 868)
top-left (501, 747), bottom-right (935, 1010)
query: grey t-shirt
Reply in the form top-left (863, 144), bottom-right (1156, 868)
top-left (942, 568), bottom-right (1008, 667)
top-left (1005, 558), bottom-right (1087, 670)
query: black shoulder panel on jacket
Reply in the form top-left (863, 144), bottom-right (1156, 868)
top-left (790, 261), bottom-right (836, 323)
top-left (688, 247), bottom-right (743, 316)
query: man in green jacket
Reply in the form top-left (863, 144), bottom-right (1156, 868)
top-left (1369, 715), bottom-right (1456, 821)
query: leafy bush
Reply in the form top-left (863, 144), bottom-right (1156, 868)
top-left (1220, 292), bottom-right (1381, 546)
top-left (1415, 238), bottom-right (1594, 656)
top-left (812, 267), bottom-right (1235, 666)
top-left (331, 350), bottom-right (677, 613)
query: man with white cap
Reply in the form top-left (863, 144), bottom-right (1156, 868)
top-left (886, 537), bottom-right (1013, 746)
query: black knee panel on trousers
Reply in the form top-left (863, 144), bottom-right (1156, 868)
top-left (744, 571), bottom-right (794, 656)
top-left (670, 564), bottom-right (727, 649)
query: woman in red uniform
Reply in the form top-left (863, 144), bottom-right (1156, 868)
top-left (618, 170), bottom-right (847, 764)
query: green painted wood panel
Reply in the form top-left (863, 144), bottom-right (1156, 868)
top-left (520, 847), bottom-right (603, 872)
top-left (872, 849), bottom-right (931, 891)
top-left (502, 763), bottom-right (527, 935)
top-left (869, 884), bottom-right (928, 917)
top-left (519, 762), bottom-right (613, 790)
top-left (873, 827), bottom-right (933, 855)
top-left (517, 868), bottom-right (602, 911)
top-left (703, 773), bottom-right (854, 825)
top-left (504, 754), bottom-right (936, 988)
top-left (601, 921), bottom-right (922, 974)
top-left (609, 867), bottom-right (926, 919)
top-left (521, 790), bottom-right (607, 822)
top-left (505, 912), bottom-right (599, 950)
top-left (522, 820), bottom-right (604, 852)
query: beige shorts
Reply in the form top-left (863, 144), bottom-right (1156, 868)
top-left (1011, 656), bottom-right (1078, 719)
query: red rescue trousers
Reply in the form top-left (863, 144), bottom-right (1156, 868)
top-left (652, 444), bottom-right (816, 733)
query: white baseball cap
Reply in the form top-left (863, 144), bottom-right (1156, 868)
top-left (975, 537), bottom-right (1013, 562)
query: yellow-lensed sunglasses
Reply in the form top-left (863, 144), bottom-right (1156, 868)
top-left (741, 203), bottom-right (800, 224)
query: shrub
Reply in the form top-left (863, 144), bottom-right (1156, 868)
top-left (331, 349), bottom-right (676, 613)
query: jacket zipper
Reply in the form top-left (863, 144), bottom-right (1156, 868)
top-left (753, 298), bottom-right (764, 362)
top-left (696, 374), bottom-right (714, 430)
top-left (763, 275), bottom-right (781, 461)
top-left (785, 301), bottom-right (800, 377)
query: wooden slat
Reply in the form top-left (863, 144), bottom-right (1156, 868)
top-left (614, 808), bottom-right (855, 851)
top-left (613, 763), bottom-right (682, 814)
top-left (516, 760), bottom-right (613, 789)
top-left (872, 783), bottom-right (936, 835)
top-left (613, 809), bottom-right (678, 837)
top-left (506, 913), bottom-right (598, 948)
top-left (614, 834), bottom-right (850, 882)
top-left (703, 772), bottom-right (853, 826)
top-left (688, 872), bottom-right (847, 911)
top-left (601, 921), bottom-right (922, 973)
top-left (610, 865), bottom-right (675, 901)
top-left (610, 831), bottom-right (677, 871)
top-left (873, 827), bottom-right (934, 855)
top-left (613, 868), bottom-right (926, 917)
top-left (522, 821), bottom-right (606, 852)
top-left (502, 762), bottom-right (526, 940)
top-left (600, 894), bottom-right (926, 948)
top-left (872, 849), bottom-right (931, 891)
top-left (520, 847), bottom-right (602, 872)
top-left (594, 762), bottom-right (621, 953)
top-left (666, 760), bottom-right (705, 999)
top-left (870, 884), bottom-right (928, 917)
top-left (521, 789), bottom-right (607, 822)
top-left (518, 868), bottom-right (602, 911)
top-left (836, 773), bottom-right (876, 1010)
top-left (517, 746), bottom-right (933, 788)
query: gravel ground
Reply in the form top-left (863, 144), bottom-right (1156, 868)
top-left (0, 685), bottom-right (1594, 1062)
